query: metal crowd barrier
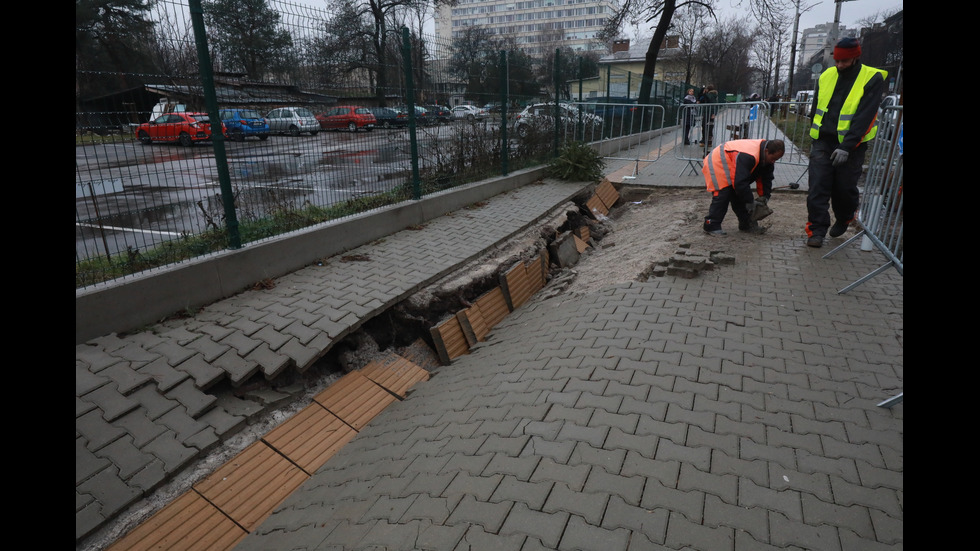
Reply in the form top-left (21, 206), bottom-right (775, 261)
top-left (824, 104), bottom-right (904, 295)
top-left (673, 101), bottom-right (813, 178)
top-left (569, 102), bottom-right (667, 181)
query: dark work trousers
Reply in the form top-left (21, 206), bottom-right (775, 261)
top-left (704, 186), bottom-right (752, 231)
top-left (806, 139), bottom-right (866, 238)
top-left (683, 110), bottom-right (694, 144)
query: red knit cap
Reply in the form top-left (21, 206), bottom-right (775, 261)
top-left (833, 37), bottom-right (861, 61)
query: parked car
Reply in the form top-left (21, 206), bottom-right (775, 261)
top-left (135, 112), bottom-right (224, 147)
top-left (393, 105), bottom-right (433, 126)
top-left (218, 108), bottom-right (270, 141)
top-left (482, 103), bottom-right (502, 114)
top-left (367, 107), bottom-right (409, 129)
top-left (316, 105), bottom-right (377, 132)
top-left (421, 105), bottom-right (452, 124)
top-left (265, 107), bottom-right (320, 136)
top-left (512, 103), bottom-right (602, 138)
top-left (451, 105), bottom-right (489, 121)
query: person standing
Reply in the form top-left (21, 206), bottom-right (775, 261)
top-left (702, 139), bottom-right (785, 235)
top-left (804, 37), bottom-right (887, 248)
top-left (698, 85), bottom-right (718, 146)
top-left (682, 88), bottom-right (698, 145)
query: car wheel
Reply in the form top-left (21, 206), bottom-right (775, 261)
top-left (231, 129), bottom-right (245, 142)
top-left (289, 125), bottom-right (300, 137)
top-left (381, 121), bottom-right (392, 129)
top-left (258, 135), bottom-right (269, 141)
top-left (517, 125), bottom-right (528, 138)
top-left (178, 132), bottom-right (193, 147)
top-left (467, 114), bottom-right (475, 122)
top-left (138, 130), bottom-right (151, 145)
top-left (348, 122), bottom-right (357, 133)
top-left (310, 130), bottom-right (319, 136)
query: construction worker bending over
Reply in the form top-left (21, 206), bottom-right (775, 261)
top-left (805, 37), bottom-right (887, 248)
top-left (702, 138), bottom-right (785, 235)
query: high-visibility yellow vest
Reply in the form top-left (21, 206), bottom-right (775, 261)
top-left (810, 65), bottom-right (888, 142)
top-left (702, 139), bottom-right (765, 195)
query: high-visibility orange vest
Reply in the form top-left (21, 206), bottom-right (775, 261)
top-left (702, 139), bottom-right (766, 195)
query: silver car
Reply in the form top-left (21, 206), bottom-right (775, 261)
top-left (265, 107), bottom-right (320, 136)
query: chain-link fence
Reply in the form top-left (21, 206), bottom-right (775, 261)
top-left (76, 0), bottom-right (689, 289)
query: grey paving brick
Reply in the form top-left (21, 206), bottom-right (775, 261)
top-left (499, 502), bottom-right (569, 547)
top-left (442, 472), bottom-right (503, 502)
top-left (678, 462), bottom-right (738, 504)
top-left (641, 480), bottom-right (704, 523)
top-left (663, 511), bottom-right (734, 550)
top-left (76, 409), bottom-right (126, 452)
top-left (81, 382), bottom-right (140, 422)
top-left (490, 475), bottom-right (554, 510)
top-left (530, 458), bottom-right (591, 491)
top-left (446, 494), bottom-right (513, 533)
top-left (828, 476), bottom-right (903, 518)
top-left (559, 514), bottom-right (630, 551)
top-left (703, 493), bottom-right (769, 544)
top-left (769, 510), bottom-right (842, 551)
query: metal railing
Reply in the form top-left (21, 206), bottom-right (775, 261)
top-left (825, 105), bottom-right (904, 293)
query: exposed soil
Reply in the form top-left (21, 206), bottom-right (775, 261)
top-left (545, 185), bottom-right (811, 297)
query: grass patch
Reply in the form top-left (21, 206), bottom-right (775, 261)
top-left (76, 184), bottom-right (414, 288)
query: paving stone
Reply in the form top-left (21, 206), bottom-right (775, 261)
top-left (559, 514), bottom-right (630, 551)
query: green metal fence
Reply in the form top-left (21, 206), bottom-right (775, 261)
top-left (76, 0), bottom-right (685, 289)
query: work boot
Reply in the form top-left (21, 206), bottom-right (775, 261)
top-left (829, 220), bottom-right (849, 237)
top-left (806, 235), bottom-right (823, 248)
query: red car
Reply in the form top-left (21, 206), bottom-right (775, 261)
top-left (316, 105), bottom-right (377, 132)
top-left (136, 112), bottom-right (224, 146)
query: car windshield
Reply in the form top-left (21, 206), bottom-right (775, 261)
top-left (355, 108), bottom-right (371, 114)
top-left (241, 110), bottom-right (262, 119)
top-left (295, 108), bottom-right (315, 117)
top-left (190, 114), bottom-right (210, 123)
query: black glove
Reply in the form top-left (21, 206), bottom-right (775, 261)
top-left (830, 148), bottom-right (849, 167)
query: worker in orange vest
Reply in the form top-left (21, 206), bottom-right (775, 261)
top-left (702, 139), bottom-right (785, 235)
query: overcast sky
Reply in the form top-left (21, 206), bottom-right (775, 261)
top-left (714, 0), bottom-right (903, 32)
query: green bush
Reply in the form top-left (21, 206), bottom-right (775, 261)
top-left (547, 141), bottom-right (606, 182)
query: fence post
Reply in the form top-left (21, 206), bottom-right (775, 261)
top-left (188, 0), bottom-right (240, 249)
top-left (577, 56), bottom-right (583, 141)
top-left (553, 48), bottom-right (560, 157)
top-left (401, 27), bottom-right (421, 200)
top-left (500, 50), bottom-right (508, 176)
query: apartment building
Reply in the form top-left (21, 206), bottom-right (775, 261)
top-left (434, 0), bottom-right (620, 57)
top-left (798, 23), bottom-right (857, 75)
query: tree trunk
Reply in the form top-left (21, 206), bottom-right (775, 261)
top-left (637, 1), bottom-right (676, 105)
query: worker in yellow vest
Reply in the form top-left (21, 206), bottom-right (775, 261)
top-left (805, 37), bottom-right (887, 248)
top-left (702, 139), bottom-right (785, 235)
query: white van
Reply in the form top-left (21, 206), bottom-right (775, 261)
top-left (790, 90), bottom-right (814, 113)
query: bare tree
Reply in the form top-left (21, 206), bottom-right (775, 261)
top-left (697, 16), bottom-right (756, 95)
top-left (601, 0), bottom-right (716, 105)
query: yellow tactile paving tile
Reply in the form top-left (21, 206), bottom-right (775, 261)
top-left (312, 371), bottom-right (398, 429)
top-left (586, 194), bottom-right (608, 216)
top-left (458, 305), bottom-right (487, 346)
top-left (503, 261), bottom-right (533, 310)
top-left (107, 491), bottom-right (247, 551)
top-left (430, 314), bottom-right (470, 364)
top-left (360, 353), bottom-right (430, 397)
top-left (262, 402), bottom-right (357, 475)
top-left (193, 441), bottom-right (309, 532)
top-left (596, 179), bottom-right (620, 210)
top-left (474, 287), bottom-right (510, 329)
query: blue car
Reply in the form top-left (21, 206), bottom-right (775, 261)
top-left (218, 108), bottom-right (270, 141)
